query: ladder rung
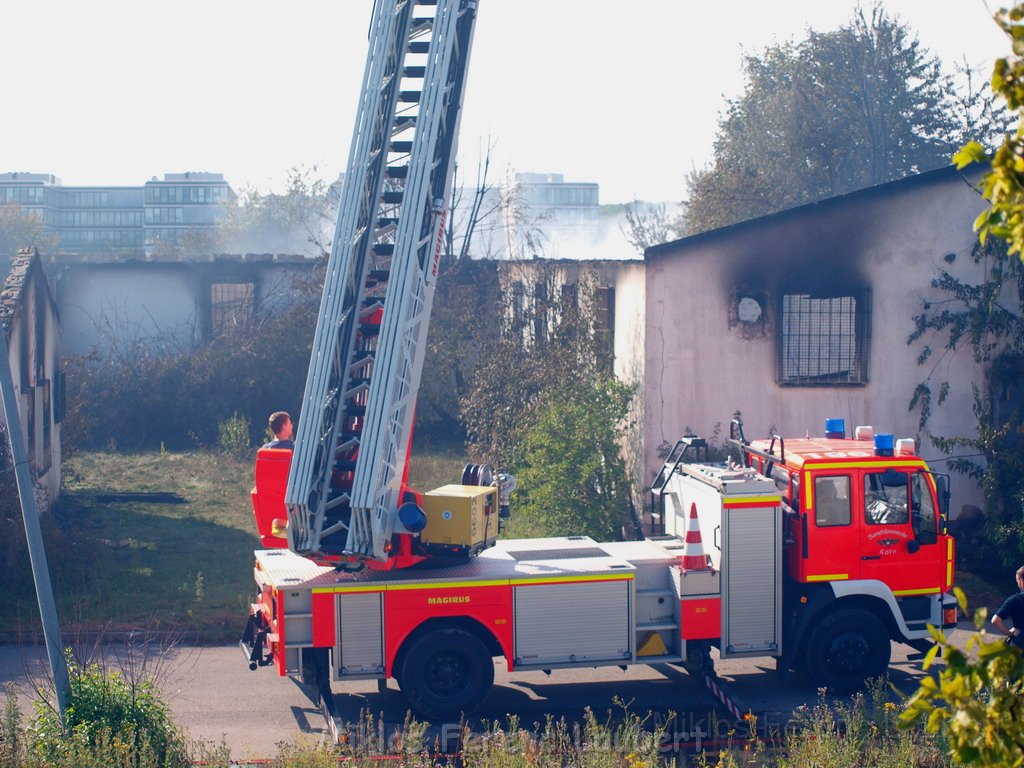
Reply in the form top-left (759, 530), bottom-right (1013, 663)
top-left (335, 438), bottom-right (359, 454)
top-left (344, 382), bottom-right (370, 399)
top-left (392, 116), bottom-right (417, 130)
top-left (398, 91), bottom-right (421, 104)
top-left (402, 67), bottom-right (425, 79)
top-left (382, 191), bottom-right (404, 204)
top-left (372, 243), bottom-right (395, 256)
top-left (390, 141), bottom-right (413, 153)
top-left (361, 297), bottom-right (384, 309)
top-left (321, 520), bottom-right (349, 537)
top-left (386, 165), bottom-right (409, 179)
top-left (408, 41), bottom-right (430, 54)
top-left (325, 494), bottom-right (350, 512)
top-left (358, 324), bottom-right (380, 338)
top-left (335, 458), bottom-right (358, 471)
top-left (415, 0), bottom-right (438, 5)
top-left (368, 268), bottom-right (390, 282)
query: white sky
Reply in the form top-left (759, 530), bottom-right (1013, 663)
top-left (0, 0), bottom-right (1008, 204)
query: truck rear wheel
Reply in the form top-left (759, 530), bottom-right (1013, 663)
top-left (399, 627), bottom-right (494, 720)
top-left (803, 608), bottom-right (890, 693)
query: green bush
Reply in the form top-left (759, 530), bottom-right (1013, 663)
top-left (31, 658), bottom-right (187, 768)
top-left (900, 589), bottom-right (1024, 767)
top-left (217, 413), bottom-right (252, 460)
top-left (512, 377), bottom-right (635, 541)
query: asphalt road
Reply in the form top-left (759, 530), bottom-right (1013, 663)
top-left (0, 636), bottom-right (942, 758)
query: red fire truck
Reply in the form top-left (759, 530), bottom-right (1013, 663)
top-left (243, 420), bottom-right (957, 721)
top-left (240, 0), bottom-right (958, 724)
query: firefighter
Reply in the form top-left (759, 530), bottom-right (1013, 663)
top-left (262, 411), bottom-right (294, 449)
top-left (991, 566), bottom-right (1024, 649)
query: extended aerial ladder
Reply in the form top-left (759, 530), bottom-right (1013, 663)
top-left (285, 0), bottom-right (478, 566)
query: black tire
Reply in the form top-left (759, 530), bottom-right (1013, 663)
top-left (398, 627), bottom-right (494, 721)
top-left (802, 608), bottom-right (891, 693)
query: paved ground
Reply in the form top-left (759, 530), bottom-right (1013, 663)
top-left (0, 633), bottom-right (948, 759)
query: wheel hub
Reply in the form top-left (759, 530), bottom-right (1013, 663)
top-left (825, 630), bottom-right (869, 674)
top-left (425, 650), bottom-right (470, 698)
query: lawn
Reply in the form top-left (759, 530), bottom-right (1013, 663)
top-left (2, 447), bottom-right (469, 641)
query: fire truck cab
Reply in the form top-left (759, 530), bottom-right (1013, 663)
top-left (727, 418), bottom-right (957, 689)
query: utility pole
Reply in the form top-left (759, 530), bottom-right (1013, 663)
top-left (0, 325), bottom-right (70, 727)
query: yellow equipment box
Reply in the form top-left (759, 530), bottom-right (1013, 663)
top-left (420, 484), bottom-right (499, 555)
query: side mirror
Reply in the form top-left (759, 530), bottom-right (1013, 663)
top-left (908, 540), bottom-right (921, 554)
top-left (935, 475), bottom-right (951, 530)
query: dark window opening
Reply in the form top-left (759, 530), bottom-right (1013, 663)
top-left (778, 288), bottom-right (871, 386)
top-left (596, 286), bottom-right (615, 371)
top-left (210, 282), bottom-right (255, 337)
top-left (40, 379), bottom-right (51, 473)
top-left (25, 389), bottom-right (36, 463)
top-left (533, 282), bottom-right (548, 345)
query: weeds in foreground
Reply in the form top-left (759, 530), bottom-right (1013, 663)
top-left (2, 677), bottom-right (956, 767)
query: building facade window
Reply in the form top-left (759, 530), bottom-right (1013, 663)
top-left (778, 288), bottom-right (871, 386)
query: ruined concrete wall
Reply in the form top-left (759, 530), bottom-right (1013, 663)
top-left (48, 255), bottom-right (317, 354)
top-left (1, 251), bottom-right (62, 508)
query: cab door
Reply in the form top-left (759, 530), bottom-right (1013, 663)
top-left (800, 472), bottom-right (862, 583)
top-left (859, 469), bottom-right (944, 594)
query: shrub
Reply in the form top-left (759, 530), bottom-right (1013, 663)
top-left (900, 589), bottom-right (1024, 767)
top-left (0, 685), bottom-right (24, 768)
top-left (31, 657), bottom-right (187, 767)
top-left (217, 413), bottom-right (252, 460)
top-left (512, 377), bottom-right (635, 541)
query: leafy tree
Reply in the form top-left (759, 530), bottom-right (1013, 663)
top-left (956, 3), bottom-right (1024, 261)
top-left (0, 205), bottom-right (59, 270)
top-left (900, 590), bottom-right (1024, 766)
top-left (686, 5), bottom-right (1008, 233)
top-left (512, 377), bottom-right (634, 541)
top-left (217, 166), bottom-right (337, 257)
top-left (621, 199), bottom-right (683, 255)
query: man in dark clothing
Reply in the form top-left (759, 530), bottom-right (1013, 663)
top-left (262, 411), bottom-right (294, 449)
top-left (992, 566), bottom-right (1024, 649)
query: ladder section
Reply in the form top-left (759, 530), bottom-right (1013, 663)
top-left (286, 0), bottom-right (478, 562)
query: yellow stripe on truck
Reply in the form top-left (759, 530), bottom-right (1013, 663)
top-left (311, 573), bottom-right (635, 594)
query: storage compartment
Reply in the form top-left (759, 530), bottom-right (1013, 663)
top-left (514, 579), bottom-right (632, 666)
top-left (336, 592), bottom-right (384, 677)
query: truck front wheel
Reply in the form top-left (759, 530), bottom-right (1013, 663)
top-left (802, 608), bottom-right (890, 693)
top-left (399, 627), bottom-right (494, 720)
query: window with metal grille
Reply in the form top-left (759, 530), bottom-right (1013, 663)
top-left (210, 282), bottom-right (255, 337)
top-left (778, 288), bottom-right (870, 386)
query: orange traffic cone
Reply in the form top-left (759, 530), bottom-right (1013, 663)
top-left (681, 502), bottom-right (711, 571)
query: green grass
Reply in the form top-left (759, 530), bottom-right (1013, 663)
top-left (2, 448), bottom-right (469, 639)
top-left (2, 451), bottom-right (258, 640)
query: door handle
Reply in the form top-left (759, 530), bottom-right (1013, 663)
top-left (861, 555), bottom-right (881, 561)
